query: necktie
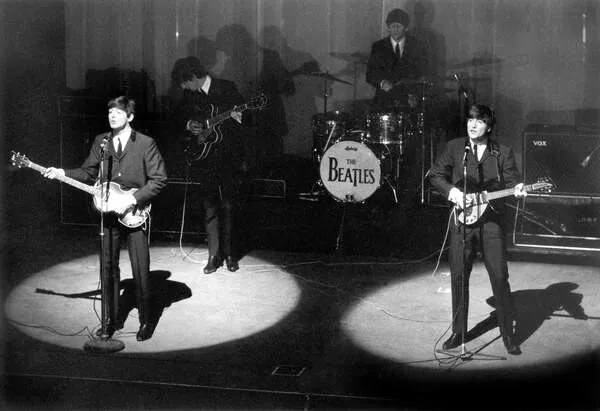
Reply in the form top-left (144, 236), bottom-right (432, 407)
top-left (395, 43), bottom-right (401, 60)
top-left (473, 144), bottom-right (478, 161)
top-left (117, 138), bottom-right (123, 157)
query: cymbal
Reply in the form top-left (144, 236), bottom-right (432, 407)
top-left (329, 51), bottom-right (370, 64)
top-left (306, 71), bottom-right (353, 85)
top-left (446, 56), bottom-right (502, 69)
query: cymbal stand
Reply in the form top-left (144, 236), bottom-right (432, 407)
top-left (417, 82), bottom-right (429, 205)
top-left (351, 63), bottom-right (360, 116)
top-left (321, 73), bottom-right (331, 114)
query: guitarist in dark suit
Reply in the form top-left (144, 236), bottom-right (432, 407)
top-left (44, 96), bottom-right (168, 341)
top-left (366, 8), bottom-right (427, 110)
top-left (171, 56), bottom-right (246, 275)
top-left (429, 104), bottom-right (527, 355)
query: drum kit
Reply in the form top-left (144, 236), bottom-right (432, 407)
top-left (303, 51), bottom-right (496, 207)
top-left (305, 54), bottom-right (443, 206)
top-left (296, 51), bottom-right (496, 250)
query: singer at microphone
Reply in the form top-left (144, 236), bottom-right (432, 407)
top-left (428, 103), bottom-right (523, 356)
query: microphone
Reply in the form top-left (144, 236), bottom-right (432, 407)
top-left (100, 135), bottom-right (110, 151)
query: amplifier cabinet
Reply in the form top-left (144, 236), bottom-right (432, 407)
top-left (523, 125), bottom-right (600, 196)
top-left (513, 195), bottom-right (600, 251)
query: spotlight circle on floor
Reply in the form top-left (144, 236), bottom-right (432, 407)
top-left (5, 247), bottom-right (302, 353)
top-left (341, 262), bottom-right (600, 371)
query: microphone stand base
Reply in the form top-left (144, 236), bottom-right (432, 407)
top-left (84, 337), bottom-right (125, 354)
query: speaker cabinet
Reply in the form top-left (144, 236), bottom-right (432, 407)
top-left (523, 124), bottom-right (600, 196)
top-left (513, 196), bottom-right (600, 251)
top-left (149, 180), bottom-right (205, 235)
top-left (59, 97), bottom-right (106, 226)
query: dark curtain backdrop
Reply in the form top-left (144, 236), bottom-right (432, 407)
top-left (63, 0), bottom-right (600, 162)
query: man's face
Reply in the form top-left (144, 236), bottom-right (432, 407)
top-left (180, 79), bottom-right (194, 90)
top-left (180, 75), bottom-right (206, 91)
top-left (388, 22), bottom-right (406, 41)
top-left (108, 107), bottom-right (131, 130)
top-left (467, 118), bottom-right (491, 140)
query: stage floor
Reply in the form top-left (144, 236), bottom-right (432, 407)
top-left (3, 227), bottom-right (600, 409)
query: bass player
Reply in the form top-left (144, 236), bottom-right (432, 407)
top-left (44, 96), bottom-right (167, 341)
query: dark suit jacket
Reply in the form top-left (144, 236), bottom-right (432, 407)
top-left (177, 78), bottom-right (246, 194)
top-left (65, 130), bottom-right (167, 206)
top-left (366, 35), bottom-right (425, 108)
top-left (429, 137), bottom-right (521, 221)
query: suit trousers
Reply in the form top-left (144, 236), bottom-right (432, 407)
top-left (102, 220), bottom-right (151, 325)
top-left (203, 188), bottom-right (235, 258)
top-left (448, 217), bottom-right (515, 339)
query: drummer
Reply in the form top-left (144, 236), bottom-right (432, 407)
top-left (366, 8), bottom-right (427, 111)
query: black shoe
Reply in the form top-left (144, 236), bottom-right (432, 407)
top-left (203, 256), bottom-right (223, 274)
top-left (225, 256), bottom-right (239, 272)
top-left (503, 336), bottom-right (522, 355)
top-left (442, 333), bottom-right (464, 350)
top-left (136, 323), bottom-right (155, 341)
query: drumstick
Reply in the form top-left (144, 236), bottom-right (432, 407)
top-left (323, 123), bottom-right (337, 153)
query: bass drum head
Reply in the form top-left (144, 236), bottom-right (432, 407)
top-left (319, 140), bottom-right (381, 203)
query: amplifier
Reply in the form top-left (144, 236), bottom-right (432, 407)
top-left (523, 125), bottom-right (600, 196)
top-left (513, 196), bottom-right (600, 251)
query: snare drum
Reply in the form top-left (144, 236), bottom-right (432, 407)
top-left (365, 112), bottom-right (412, 145)
top-left (312, 111), bottom-right (352, 153)
top-left (319, 139), bottom-right (381, 203)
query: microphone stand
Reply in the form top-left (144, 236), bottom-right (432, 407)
top-left (84, 137), bottom-right (125, 353)
top-left (460, 145), bottom-right (469, 356)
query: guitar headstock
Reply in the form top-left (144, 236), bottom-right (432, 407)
top-left (248, 93), bottom-right (268, 110)
top-left (531, 176), bottom-right (555, 193)
top-left (10, 151), bottom-right (31, 169)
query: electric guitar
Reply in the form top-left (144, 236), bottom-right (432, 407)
top-left (10, 151), bottom-right (151, 228)
top-left (184, 93), bottom-right (267, 162)
top-left (457, 177), bottom-right (554, 225)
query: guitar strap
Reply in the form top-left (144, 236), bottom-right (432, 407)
top-left (488, 140), bottom-right (501, 183)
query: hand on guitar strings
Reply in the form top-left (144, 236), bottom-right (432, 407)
top-left (230, 109), bottom-right (242, 124)
top-left (448, 187), bottom-right (473, 210)
top-left (112, 193), bottom-right (137, 215)
top-left (187, 120), bottom-right (206, 137)
top-left (43, 167), bottom-right (65, 180)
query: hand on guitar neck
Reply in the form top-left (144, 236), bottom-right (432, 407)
top-left (450, 179), bottom-right (553, 225)
top-left (12, 151), bottom-right (150, 228)
top-left (43, 167), bottom-right (137, 214)
top-left (184, 93), bottom-right (267, 162)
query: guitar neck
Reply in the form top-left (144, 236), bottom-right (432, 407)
top-left (208, 103), bottom-right (249, 128)
top-left (26, 161), bottom-right (97, 196)
top-left (485, 183), bottom-right (537, 201)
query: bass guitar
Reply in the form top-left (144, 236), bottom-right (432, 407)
top-left (185, 93), bottom-right (267, 162)
top-left (457, 177), bottom-right (554, 225)
top-left (10, 151), bottom-right (150, 228)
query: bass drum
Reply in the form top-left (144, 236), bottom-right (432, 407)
top-left (319, 139), bottom-right (381, 203)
